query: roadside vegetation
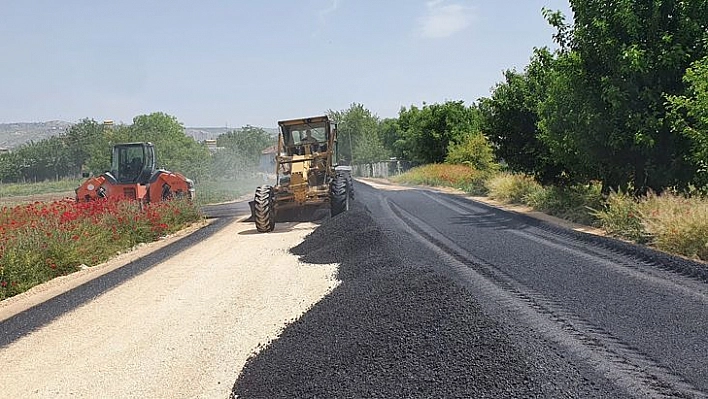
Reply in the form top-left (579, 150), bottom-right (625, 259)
top-left (0, 197), bottom-right (202, 300)
top-left (0, 179), bottom-right (80, 197)
top-left (341, 2), bottom-right (708, 264)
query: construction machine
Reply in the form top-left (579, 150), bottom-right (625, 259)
top-left (251, 115), bottom-right (352, 233)
top-left (75, 142), bottom-right (195, 203)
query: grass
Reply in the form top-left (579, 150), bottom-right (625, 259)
top-left (485, 173), bottom-right (543, 204)
top-left (524, 183), bottom-right (604, 225)
top-left (0, 176), bottom-right (266, 206)
top-left (392, 164), bottom-right (489, 195)
top-left (395, 165), bottom-right (708, 262)
top-left (0, 179), bottom-right (81, 197)
top-left (0, 176), bottom-right (264, 300)
top-left (195, 177), bottom-right (269, 205)
top-left (0, 197), bottom-right (203, 300)
top-left (594, 191), bottom-right (708, 261)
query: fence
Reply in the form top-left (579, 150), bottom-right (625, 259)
top-left (352, 160), bottom-right (413, 178)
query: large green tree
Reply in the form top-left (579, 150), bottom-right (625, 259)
top-left (64, 118), bottom-right (107, 175)
top-left (120, 113), bottom-right (211, 182)
top-left (540, 1), bottom-right (708, 192)
top-left (668, 55), bottom-right (708, 186)
top-left (481, 48), bottom-right (568, 183)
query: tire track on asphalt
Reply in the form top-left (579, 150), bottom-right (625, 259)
top-left (423, 191), bottom-right (708, 300)
top-left (383, 195), bottom-right (706, 399)
top-left (439, 191), bottom-right (708, 284)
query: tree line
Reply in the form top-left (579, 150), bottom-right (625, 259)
top-left (0, 112), bottom-right (273, 184)
top-left (330, 0), bottom-right (708, 194)
top-left (3, 1), bottom-right (707, 195)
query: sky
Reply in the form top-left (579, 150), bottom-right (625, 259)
top-left (0, 0), bottom-right (572, 128)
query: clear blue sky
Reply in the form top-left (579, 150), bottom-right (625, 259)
top-left (0, 0), bottom-right (572, 128)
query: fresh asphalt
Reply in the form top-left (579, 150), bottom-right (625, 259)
top-left (233, 181), bottom-right (708, 398)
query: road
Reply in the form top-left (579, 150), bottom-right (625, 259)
top-left (1, 181), bottom-right (706, 398)
top-left (234, 181), bottom-right (708, 398)
top-left (0, 201), bottom-right (339, 398)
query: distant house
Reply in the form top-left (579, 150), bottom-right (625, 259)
top-left (0, 147), bottom-right (9, 155)
top-left (259, 145), bottom-right (277, 173)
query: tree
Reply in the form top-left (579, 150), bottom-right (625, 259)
top-left (540, 0), bottom-right (708, 192)
top-left (668, 55), bottom-right (708, 186)
top-left (377, 118), bottom-right (405, 160)
top-left (396, 101), bottom-right (479, 164)
top-left (480, 48), bottom-right (568, 183)
top-left (124, 113), bottom-right (211, 182)
top-left (328, 103), bottom-right (388, 164)
top-left (213, 125), bottom-right (273, 178)
top-left (63, 119), bottom-right (107, 175)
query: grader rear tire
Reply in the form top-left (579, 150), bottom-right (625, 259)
top-left (254, 185), bottom-right (275, 232)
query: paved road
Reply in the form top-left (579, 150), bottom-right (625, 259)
top-left (356, 180), bottom-right (708, 397)
top-left (0, 200), bottom-right (340, 398)
top-left (2, 184), bottom-right (706, 398)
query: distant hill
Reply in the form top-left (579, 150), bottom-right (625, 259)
top-left (184, 127), bottom-right (278, 142)
top-left (0, 122), bottom-right (278, 150)
top-left (0, 121), bottom-right (72, 149)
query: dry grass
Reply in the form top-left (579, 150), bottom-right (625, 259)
top-left (392, 164), bottom-right (489, 195)
top-left (641, 192), bottom-right (708, 261)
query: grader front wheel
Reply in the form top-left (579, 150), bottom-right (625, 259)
top-left (330, 174), bottom-right (350, 217)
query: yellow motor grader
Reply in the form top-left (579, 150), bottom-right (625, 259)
top-left (250, 115), bottom-right (352, 232)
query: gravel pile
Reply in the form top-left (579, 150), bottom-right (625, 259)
top-left (231, 204), bottom-right (620, 398)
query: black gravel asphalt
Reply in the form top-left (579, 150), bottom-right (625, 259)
top-left (232, 199), bottom-right (630, 397)
top-left (232, 182), bottom-right (708, 398)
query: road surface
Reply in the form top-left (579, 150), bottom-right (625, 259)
top-left (0, 182), bottom-right (706, 398)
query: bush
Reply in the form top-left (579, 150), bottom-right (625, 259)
top-left (485, 173), bottom-right (543, 204)
top-left (392, 164), bottom-right (489, 195)
top-left (525, 182), bottom-right (603, 225)
top-left (0, 197), bottom-right (203, 299)
top-left (591, 190), bottom-right (647, 242)
top-left (445, 133), bottom-right (498, 172)
top-left (641, 192), bottom-right (708, 261)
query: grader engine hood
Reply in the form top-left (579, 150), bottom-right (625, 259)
top-left (290, 155), bottom-right (310, 204)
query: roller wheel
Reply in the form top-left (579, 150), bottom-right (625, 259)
top-left (254, 185), bottom-right (275, 232)
top-left (330, 174), bottom-right (349, 217)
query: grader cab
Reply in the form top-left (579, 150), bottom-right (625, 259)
top-left (251, 115), bottom-right (352, 233)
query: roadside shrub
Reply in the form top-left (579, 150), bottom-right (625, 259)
top-left (641, 192), bottom-right (708, 261)
top-left (591, 190), bottom-right (647, 242)
top-left (485, 173), bottom-right (542, 204)
top-left (393, 164), bottom-right (489, 194)
top-left (445, 133), bottom-right (499, 172)
top-left (525, 182), bottom-right (603, 225)
top-left (0, 197), bottom-right (203, 299)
